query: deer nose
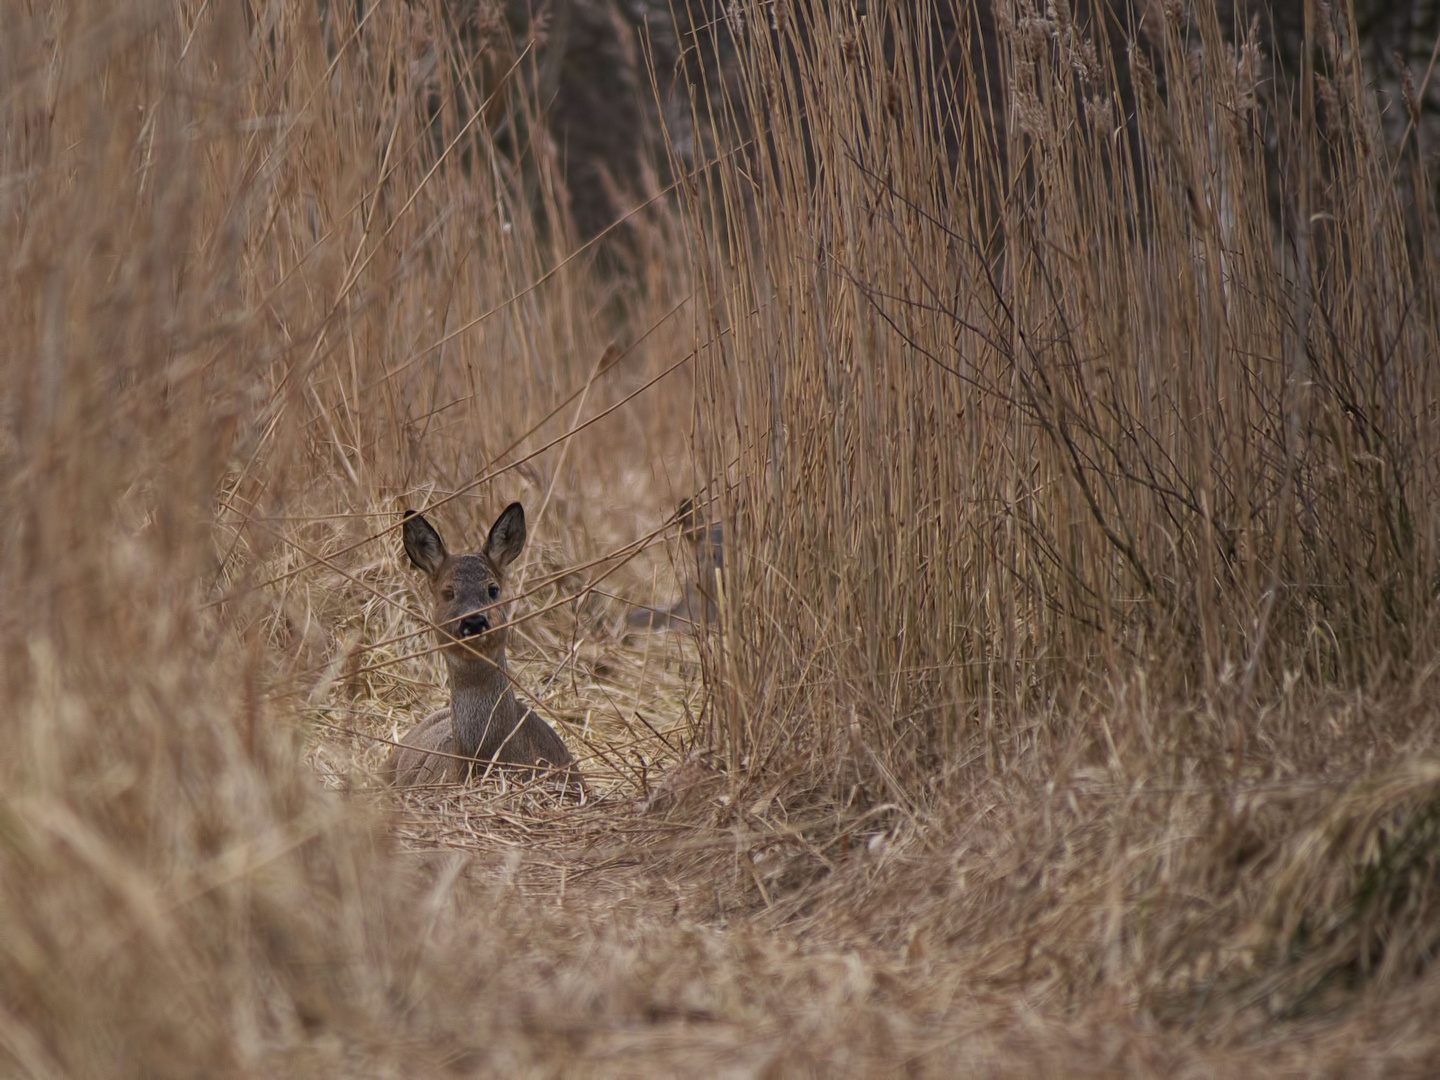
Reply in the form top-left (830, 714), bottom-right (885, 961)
top-left (456, 613), bottom-right (490, 638)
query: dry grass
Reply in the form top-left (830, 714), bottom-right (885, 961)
top-left (4, 0), bottom-right (1440, 1076)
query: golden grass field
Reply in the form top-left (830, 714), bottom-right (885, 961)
top-left (4, 0), bottom-right (1440, 1075)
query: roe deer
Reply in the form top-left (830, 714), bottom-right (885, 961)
top-left (387, 502), bottom-right (581, 790)
top-left (627, 497), bottom-right (725, 632)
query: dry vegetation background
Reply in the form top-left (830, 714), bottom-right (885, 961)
top-left (4, 0), bottom-right (1440, 1075)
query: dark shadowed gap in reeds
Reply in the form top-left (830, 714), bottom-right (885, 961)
top-left (680, 0), bottom-right (1439, 796)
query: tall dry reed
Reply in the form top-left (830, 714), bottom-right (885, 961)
top-left (683, 0), bottom-right (1439, 794)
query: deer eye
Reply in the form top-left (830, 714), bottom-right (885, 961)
top-left (440, 587), bottom-right (455, 602)
top-left (488, 585), bottom-right (500, 600)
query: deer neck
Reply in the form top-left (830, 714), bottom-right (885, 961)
top-left (445, 653), bottom-right (520, 758)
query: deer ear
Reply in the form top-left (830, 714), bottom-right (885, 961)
top-left (402, 510), bottom-right (448, 576)
top-left (485, 502), bottom-right (527, 571)
top-left (677, 497), bottom-right (705, 543)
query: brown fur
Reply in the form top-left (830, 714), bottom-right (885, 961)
top-left (388, 503), bottom-right (582, 792)
top-left (627, 497), bottom-right (725, 631)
